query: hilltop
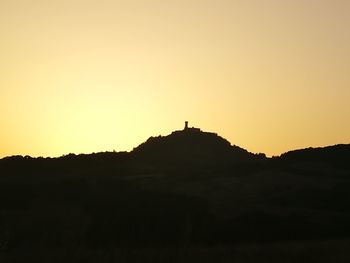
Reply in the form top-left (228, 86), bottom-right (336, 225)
top-left (131, 123), bottom-right (261, 168)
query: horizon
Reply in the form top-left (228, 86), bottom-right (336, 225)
top-left (0, 122), bottom-right (348, 159)
top-left (1, 0), bottom-right (350, 158)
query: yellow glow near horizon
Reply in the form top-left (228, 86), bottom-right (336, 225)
top-left (1, 0), bottom-right (350, 157)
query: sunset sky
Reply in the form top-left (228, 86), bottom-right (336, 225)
top-left (1, 0), bottom-right (349, 157)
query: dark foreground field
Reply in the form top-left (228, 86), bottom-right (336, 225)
top-left (2, 240), bottom-right (350, 262)
top-left (1, 129), bottom-right (350, 262)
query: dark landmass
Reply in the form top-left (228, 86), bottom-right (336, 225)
top-left (1, 126), bottom-right (350, 262)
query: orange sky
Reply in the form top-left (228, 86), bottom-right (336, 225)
top-left (1, 0), bottom-right (349, 157)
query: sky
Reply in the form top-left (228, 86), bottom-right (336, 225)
top-left (1, 0), bottom-right (349, 157)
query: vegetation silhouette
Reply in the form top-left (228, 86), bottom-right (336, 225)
top-left (0, 124), bottom-right (350, 262)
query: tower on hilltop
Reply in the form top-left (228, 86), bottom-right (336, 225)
top-left (184, 121), bottom-right (188, 130)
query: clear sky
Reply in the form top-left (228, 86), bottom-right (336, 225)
top-left (1, 0), bottom-right (349, 157)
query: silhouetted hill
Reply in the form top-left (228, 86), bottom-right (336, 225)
top-left (0, 127), bottom-right (350, 262)
top-left (278, 144), bottom-right (350, 170)
top-left (131, 127), bottom-right (260, 168)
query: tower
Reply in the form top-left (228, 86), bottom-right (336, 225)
top-left (184, 121), bottom-right (188, 130)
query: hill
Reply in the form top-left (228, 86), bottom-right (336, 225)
top-left (0, 126), bottom-right (350, 262)
top-left (131, 126), bottom-right (261, 169)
